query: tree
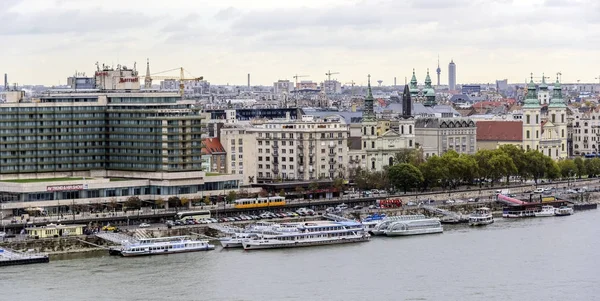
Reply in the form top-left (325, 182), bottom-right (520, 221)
top-left (524, 150), bottom-right (547, 184)
top-left (419, 155), bottom-right (448, 189)
top-left (203, 195), bottom-right (211, 205)
top-left (180, 196), bottom-right (190, 207)
top-left (278, 189), bottom-right (286, 197)
top-left (226, 190), bottom-right (237, 203)
top-left (488, 152), bottom-right (517, 185)
top-left (168, 196), bottom-right (181, 208)
top-left (124, 196), bottom-right (141, 210)
top-left (475, 149), bottom-right (495, 186)
top-left (388, 163), bottom-right (424, 193)
top-left (574, 157), bottom-right (585, 178)
top-left (155, 197), bottom-right (165, 209)
top-left (498, 144), bottom-right (527, 181)
top-left (308, 182), bottom-right (319, 193)
top-left (558, 159), bottom-right (578, 178)
top-left (332, 178), bottom-right (345, 192)
top-left (584, 158), bottom-right (600, 177)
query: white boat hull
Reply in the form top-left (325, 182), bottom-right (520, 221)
top-left (219, 239), bottom-right (243, 248)
top-left (119, 245), bottom-right (215, 257)
top-left (242, 235), bottom-right (370, 250)
top-left (384, 228), bottom-right (443, 236)
top-left (534, 212), bottom-right (555, 217)
top-left (469, 219), bottom-right (494, 226)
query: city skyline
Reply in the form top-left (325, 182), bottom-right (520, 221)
top-left (1, 0), bottom-right (598, 86)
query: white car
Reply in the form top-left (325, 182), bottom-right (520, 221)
top-left (0, 231), bottom-right (6, 238)
top-left (139, 223), bottom-right (151, 228)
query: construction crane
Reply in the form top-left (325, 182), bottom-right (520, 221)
top-left (345, 81), bottom-right (356, 96)
top-left (292, 74), bottom-right (309, 107)
top-left (139, 67), bottom-right (204, 99)
top-left (325, 70), bottom-right (339, 82)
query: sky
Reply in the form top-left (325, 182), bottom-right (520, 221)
top-left (1, 0), bottom-right (599, 87)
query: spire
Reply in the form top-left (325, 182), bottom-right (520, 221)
top-left (549, 73), bottom-right (566, 108)
top-left (362, 74), bottom-right (376, 122)
top-left (144, 58), bottom-right (152, 89)
top-left (540, 73), bottom-right (548, 90)
top-left (524, 73), bottom-right (539, 108)
top-left (424, 68), bottom-right (432, 88)
top-left (410, 69), bottom-right (418, 89)
top-left (402, 84), bottom-right (412, 118)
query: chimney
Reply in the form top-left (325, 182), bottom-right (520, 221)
top-left (247, 73), bottom-right (250, 88)
top-left (4, 73), bottom-right (7, 90)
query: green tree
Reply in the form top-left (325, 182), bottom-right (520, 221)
top-left (203, 195), bottom-right (211, 205)
top-left (332, 178), bottom-right (345, 192)
top-left (545, 159), bottom-right (561, 180)
top-left (558, 159), bottom-right (578, 178)
top-left (180, 196), bottom-right (190, 207)
top-left (419, 155), bottom-right (448, 189)
top-left (498, 144), bottom-right (527, 182)
top-left (308, 182), bottom-right (319, 193)
top-left (584, 158), bottom-right (600, 177)
top-left (295, 186), bottom-right (305, 198)
top-left (524, 150), bottom-right (547, 184)
top-left (278, 189), bottom-right (286, 197)
top-left (168, 196), bottom-right (181, 208)
top-left (124, 196), bottom-right (141, 210)
top-left (574, 157), bottom-right (585, 178)
top-left (388, 163), bottom-right (424, 193)
top-left (155, 197), bottom-right (165, 209)
top-left (226, 190), bottom-right (237, 203)
top-left (488, 152), bottom-right (517, 185)
top-left (475, 149), bottom-right (495, 185)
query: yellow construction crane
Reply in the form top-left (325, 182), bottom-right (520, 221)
top-left (326, 70), bottom-right (339, 81)
top-left (139, 67), bottom-right (204, 99)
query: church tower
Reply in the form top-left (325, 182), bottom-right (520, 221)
top-left (144, 58), bottom-right (152, 89)
top-left (522, 74), bottom-right (541, 152)
top-left (423, 69), bottom-right (437, 107)
top-left (409, 69), bottom-right (419, 98)
top-left (538, 74), bottom-right (550, 105)
top-left (548, 74), bottom-right (568, 159)
top-left (361, 75), bottom-right (378, 170)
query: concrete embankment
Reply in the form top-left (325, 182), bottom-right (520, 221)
top-left (0, 236), bottom-right (112, 255)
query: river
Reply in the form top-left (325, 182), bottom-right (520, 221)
top-left (2, 210), bottom-right (599, 301)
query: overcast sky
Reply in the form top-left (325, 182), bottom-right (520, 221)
top-left (1, 0), bottom-right (598, 87)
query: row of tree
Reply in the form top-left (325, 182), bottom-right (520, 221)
top-left (352, 145), bottom-right (595, 193)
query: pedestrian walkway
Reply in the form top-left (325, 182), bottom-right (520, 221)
top-left (96, 232), bottom-right (138, 245)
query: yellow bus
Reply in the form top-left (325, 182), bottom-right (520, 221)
top-left (234, 196), bottom-right (286, 209)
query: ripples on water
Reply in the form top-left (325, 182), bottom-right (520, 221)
top-left (2, 210), bottom-right (600, 301)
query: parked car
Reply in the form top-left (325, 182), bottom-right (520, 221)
top-left (368, 205), bottom-right (378, 209)
top-left (534, 188), bottom-right (545, 194)
top-left (326, 207), bottom-right (335, 213)
top-left (444, 200), bottom-right (455, 204)
top-left (407, 201), bottom-right (416, 206)
top-left (139, 223), bottom-right (150, 228)
top-left (353, 205), bottom-right (363, 210)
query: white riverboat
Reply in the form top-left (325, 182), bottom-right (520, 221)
top-left (241, 221), bottom-right (369, 250)
top-left (109, 236), bottom-right (214, 257)
top-left (384, 218), bottom-right (443, 236)
top-left (554, 206), bottom-right (574, 216)
top-left (370, 215), bottom-right (427, 236)
top-left (534, 205), bottom-right (556, 217)
top-left (468, 207), bottom-right (494, 226)
top-left (219, 222), bottom-right (294, 248)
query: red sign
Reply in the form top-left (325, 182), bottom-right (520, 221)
top-left (119, 77), bottom-right (139, 83)
top-left (95, 72), bottom-right (108, 76)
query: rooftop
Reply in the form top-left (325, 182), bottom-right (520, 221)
top-left (476, 121), bottom-right (523, 141)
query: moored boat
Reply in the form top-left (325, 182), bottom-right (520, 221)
top-left (468, 207), bottom-right (494, 226)
top-left (369, 215), bottom-right (427, 235)
top-left (241, 221), bottom-right (369, 250)
top-left (109, 236), bottom-right (214, 257)
top-left (554, 206), bottom-right (574, 216)
top-left (534, 205), bottom-right (556, 217)
top-left (384, 218), bottom-right (443, 236)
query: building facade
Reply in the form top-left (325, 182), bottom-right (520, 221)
top-left (414, 117), bottom-right (477, 158)
top-left (220, 115), bottom-right (349, 184)
top-left (448, 60), bottom-right (457, 91)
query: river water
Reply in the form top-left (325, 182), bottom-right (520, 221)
top-left (2, 210), bottom-right (599, 301)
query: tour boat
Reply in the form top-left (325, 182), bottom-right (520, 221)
top-left (534, 205), bottom-right (556, 217)
top-left (369, 215), bottom-right (427, 236)
top-left (220, 222), bottom-right (297, 248)
top-left (554, 206), bottom-right (574, 216)
top-left (241, 221), bottom-right (370, 250)
top-left (109, 236), bottom-right (214, 257)
top-left (468, 207), bottom-right (494, 226)
top-left (502, 208), bottom-right (537, 218)
top-left (384, 218), bottom-right (444, 236)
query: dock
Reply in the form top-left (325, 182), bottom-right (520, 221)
top-left (96, 232), bottom-right (139, 245)
top-left (421, 205), bottom-right (468, 223)
top-left (0, 247), bottom-right (49, 266)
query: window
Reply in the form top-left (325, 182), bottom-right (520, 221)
top-left (536, 131), bottom-right (539, 139)
top-left (551, 114), bottom-right (556, 123)
top-left (409, 140), bottom-right (413, 147)
top-left (371, 127), bottom-right (375, 135)
top-left (258, 156), bottom-right (263, 161)
top-left (371, 142), bottom-right (375, 148)
top-left (258, 164), bottom-right (263, 169)
top-left (231, 139), bottom-right (235, 145)
top-left (526, 130), bottom-right (530, 139)
top-left (526, 115), bottom-right (530, 124)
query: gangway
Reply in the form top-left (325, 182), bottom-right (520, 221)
top-left (323, 213), bottom-right (354, 222)
top-left (96, 232), bottom-right (139, 245)
top-left (421, 205), bottom-right (467, 222)
top-left (496, 194), bottom-right (526, 206)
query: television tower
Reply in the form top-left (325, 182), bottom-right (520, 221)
top-left (436, 55), bottom-right (441, 87)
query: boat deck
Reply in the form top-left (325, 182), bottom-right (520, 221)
top-left (0, 247), bottom-right (49, 266)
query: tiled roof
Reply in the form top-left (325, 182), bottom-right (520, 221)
top-left (202, 138), bottom-right (226, 154)
top-left (476, 121), bottom-right (523, 142)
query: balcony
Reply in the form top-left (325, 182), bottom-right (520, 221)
top-left (297, 144), bottom-right (304, 149)
top-left (328, 152), bottom-right (335, 157)
top-left (272, 144), bottom-right (279, 149)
